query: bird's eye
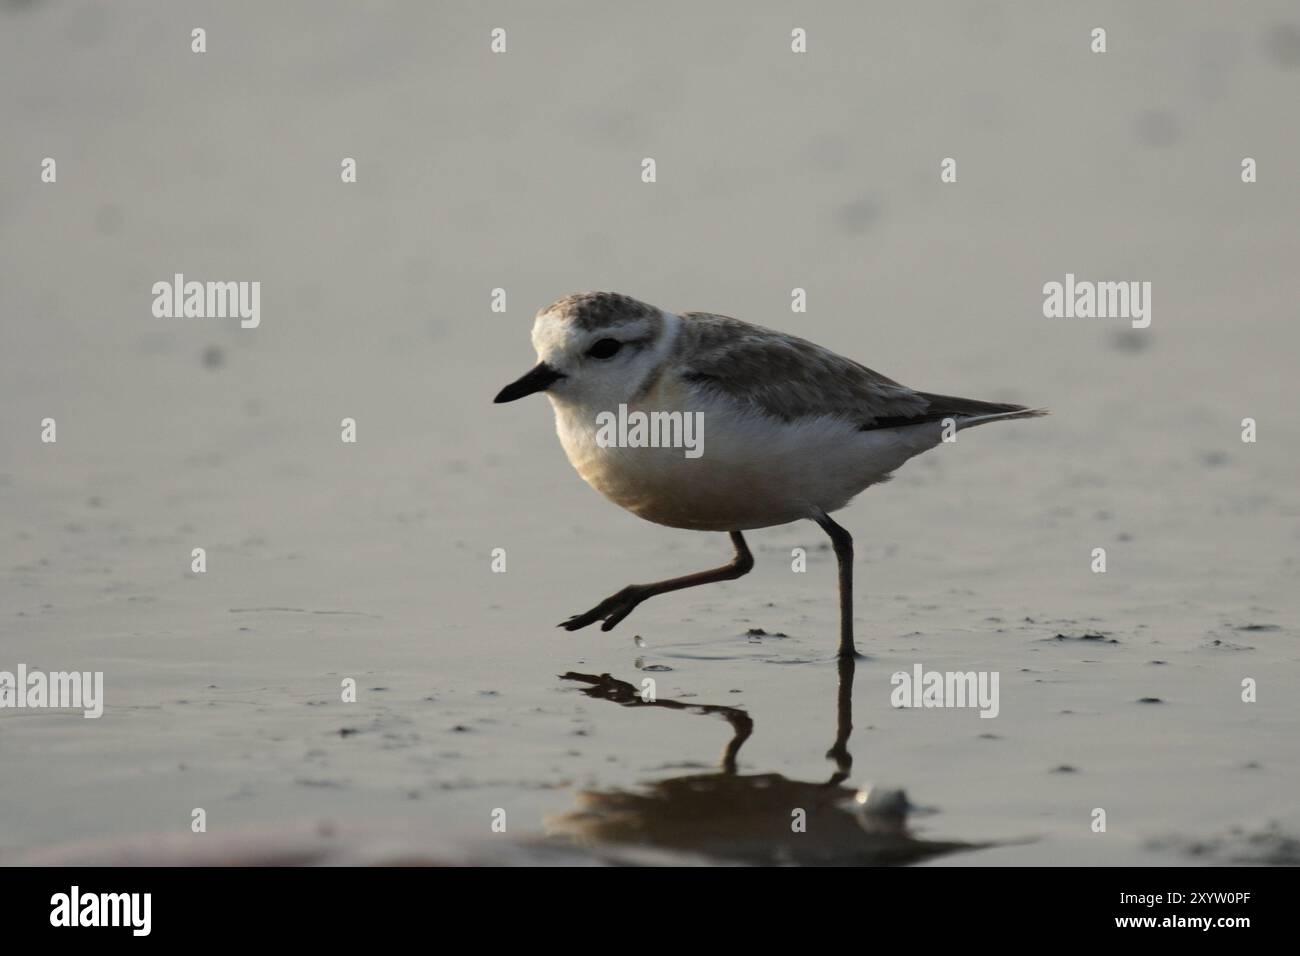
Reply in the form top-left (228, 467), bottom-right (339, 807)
top-left (586, 338), bottom-right (622, 359)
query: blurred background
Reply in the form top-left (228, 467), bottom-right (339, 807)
top-left (1, 1), bottom-right (1297, 864)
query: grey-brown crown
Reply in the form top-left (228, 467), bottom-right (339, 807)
top-left (541, 292), bottom-right (659, 331)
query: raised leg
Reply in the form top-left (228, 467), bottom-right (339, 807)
top-left (560, 531), bottom-right (754, 632)
top-left (812, 510), bottom-right (859, 659)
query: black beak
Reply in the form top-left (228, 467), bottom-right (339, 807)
top-left (493, 362), bottom-right (566, 403)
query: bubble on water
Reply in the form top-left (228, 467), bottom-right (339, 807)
top-left (854, 785), bottom-right (910, 814)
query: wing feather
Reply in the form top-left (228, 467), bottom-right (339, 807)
top-left (675, 313), bottom-right (928, 425)
top-left (674, 313), bottom-right (1038, 429)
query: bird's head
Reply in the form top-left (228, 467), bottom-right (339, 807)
top-left (493, 292), bottom-right (674, 409)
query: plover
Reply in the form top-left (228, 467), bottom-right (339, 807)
top-left (495, 292), bottom-right (1046, 658)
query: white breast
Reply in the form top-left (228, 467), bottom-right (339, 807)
top-left (550, 384), bottom-right (944, 532)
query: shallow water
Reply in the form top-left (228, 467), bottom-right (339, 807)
top-left (2, 1), bottom-right (1298, 865)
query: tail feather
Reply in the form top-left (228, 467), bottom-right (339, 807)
top-left (953, 406), bottom-right (1050, 430)
top-left (915, 391), bottom-right (1047, 431)
top-left (860, 391), bottom-right (1049, 432)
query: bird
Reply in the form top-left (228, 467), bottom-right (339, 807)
top-left (494, 292), bottom-right (1046, 658)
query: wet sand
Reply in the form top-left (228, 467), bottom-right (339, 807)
top-left (2, 1), bottom-right (1298, 865)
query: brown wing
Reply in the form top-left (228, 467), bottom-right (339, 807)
top-left (674, 312), bottom-right (931, 425)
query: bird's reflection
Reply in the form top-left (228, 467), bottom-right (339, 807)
top-left (548, 657), bottom-right (982, 865)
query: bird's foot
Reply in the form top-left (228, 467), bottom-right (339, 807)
top-left (558, 585), bottom-right (646, 632)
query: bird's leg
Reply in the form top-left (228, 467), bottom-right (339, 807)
top-left (560, 531), bottom-right (754, 632)
top-left (813, 510), bottom-right (860, 659)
